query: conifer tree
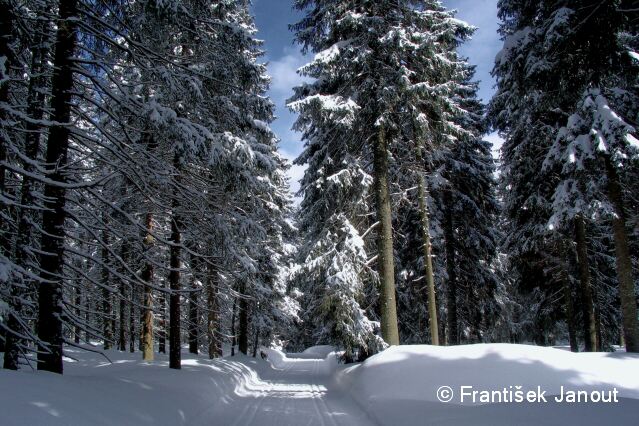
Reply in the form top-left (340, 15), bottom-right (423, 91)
top-left (291, 0), bottom-right (475, 349)
top-left (1, 0), bottom-right (294, 372)
top-left (492, 0), bottom-right (639, 350)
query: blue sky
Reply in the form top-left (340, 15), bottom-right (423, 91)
top-left (251, 0), bottom-right (503, 195)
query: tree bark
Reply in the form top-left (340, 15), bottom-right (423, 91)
top-left (252, 326), bottom-right (260, 358)
top-left (37, 0), bottom-right (78, 374)
top-left (85, 278), bottom-right (91, 342)
top-left (594, 291), bottom-right (602, 352)
top-left (169, 197), bottom-right (182, 369)
top-left (566, 282), bottom-right (579, 352)
top-left (158, 287), bottom-right (166, 354)
top-left (189, 291), bottom-right (199, 354)
top-left (604, 156), bottom-right (639, 352)
top-left (102, 224), bottom-right (112, 350)
top-left (416, 141), bottom-right (439, 346)
top-left (3, 14), bottom-right (48, 369)
top-left (141, 212), bottom-right (155, 361)
top-left (0, 1), bottom-right (15, 256)
top-left (74, 284), bottom-right (82, 345)
top-left (118, 241), bottom-right (129, 351)
top-left (238, 283), bottom-right (249, 355)
top-left (559, 241), bottom-right (579, 353)
top-left (188, 253), bottom-right (200, 355)
top-left (230, 297), bottom-right (237, 357)
top-left (574, 215), bottom-right (597, 351)
top-left (443, 191), bottom-right (458, 345)
top-left (373, 125), bottom-right (400, 345)
top-left (207, 263), bottom-right (221, 358)
top-left (129, 281), bottom-right (136, 353)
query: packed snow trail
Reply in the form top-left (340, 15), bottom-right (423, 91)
top-left (3, 344), bottom-right (638, 425)
top-left (191, 349), bottom-right (376, 426)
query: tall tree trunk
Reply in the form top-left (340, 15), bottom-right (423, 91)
top-left (373, 126), bottom-right (399, 345)
top-left (74, 284), bottom-right (82, 345)
top-left (443, 191), bottom-right (458, 345)
top-left (230, 297), bottom-right (237, 357)
top-left (238, 283), bottom-right (249, 355)
top-left (188, 253), bottom-right (200, 355)
top-left (594, 290), bottom-right (602, 352)
top-left (206, 263), bottom-right (221, 358)
top-left (141, 212), bottom-right (155, 361)
top-left (102, 224), bottom-right (112, 350)
top-left (129, 281), bottom-right (136, 353)
top-left (604, 156), bottom-right (639, 352)
top-left (0, 2), bottom-right (12, 361)
top-left (118, 241), bottom-right (129, 351)
top-left (189, 291), bottom-right (199, 354)
top-left (3, 16), bottom-right (48, 369)
top-left (565, 280), bottom-right (579, 352)
top-left (416, 140), bottom-right (439, 346)
top-left (169, 199), bottom-right (182, 369)
top-left (72, 233), bottom-right (86, 346)
top-left (472, 298), bottom-right (483, 343)
top-left (158, 287), bottom-right (166, 354)
top-left (252, 326), bottom-right (260, 358)
top-left (111, 299), bottom-right (116, 347)
top-left (574, 215), bottom-right (597, 351)
top-left (560, 240), bottom-right (579, 352)
top-left (85, 281), bottom-right (91, 342)
top-left (0, 1), bottom-right (15, 256)
top-left (37, 0), bottom-right (78, 374)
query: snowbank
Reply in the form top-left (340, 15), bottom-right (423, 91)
top-left (302, 345), bottom-right (336, 357)
top-left (3, 343), bottom-right (638, 425)
top-left (336, 344), bottom-right (639, 426)
top-left (263, 347), bottom-right (338, 375)
top-left (0, 347), bottom-right (269, 426)
top-left (284, 345), bottom-right (337, 359)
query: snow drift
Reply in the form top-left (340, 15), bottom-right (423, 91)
top-left (2, 344), bottom-right (638, 425)
top-left (336, 344), bottom-right (639, 426)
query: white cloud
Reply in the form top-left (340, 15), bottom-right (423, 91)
top-left (445, 0), bottom-right (501, 102)
top-left (484, 131), bottom-right (504, 160)
top-left (280, 148), bottom-right (307, 205)
top-left (268, 48), bottom-right (311, 102)
top-left (266, 47), bottom-right (311, 206)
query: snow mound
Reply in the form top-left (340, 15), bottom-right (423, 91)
top-left (285, 345), bottom-right (337, 359)
top-left (337, 344), bottom-right (639, 426)
top-left (0, 347), bottom-right (269, 426)
top-left (263, 347), bottom-right (338, 375)
top-left (302, 345), bottom-right (336, 357)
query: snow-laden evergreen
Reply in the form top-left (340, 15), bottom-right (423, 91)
top-left (434, 74), bottom-right (501, 344)
top-left (490, 0), bottom-right (639, 351)
top-left (0, 0), bottom-right (295, 372)
top-left (289, 0), bottom-right (504, 352)
top-left (1, 5), bottom-right (639, 424)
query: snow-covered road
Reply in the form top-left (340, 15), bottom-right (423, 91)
top-left (3, 344), bottom-right (638, 425)
top-left (193, 352), bottom-right (375, 426)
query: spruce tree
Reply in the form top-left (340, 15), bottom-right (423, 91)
top-left (492, 0), bottom-right (639, 350)
top-left (291, 0), bottom-right (476, 349)
top-left (436, 75), bottom-right (500, 344)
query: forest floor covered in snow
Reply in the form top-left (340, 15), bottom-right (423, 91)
top-left (1, 344), bottom-right (638, 425)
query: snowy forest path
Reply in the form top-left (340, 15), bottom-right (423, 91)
top-left (191, 350), bottom-right (376, 426)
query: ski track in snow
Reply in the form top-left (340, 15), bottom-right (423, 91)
top-left (3, 344), bottom-right (639, 425)
top-left (196, 354), bottom-right (375, 426)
